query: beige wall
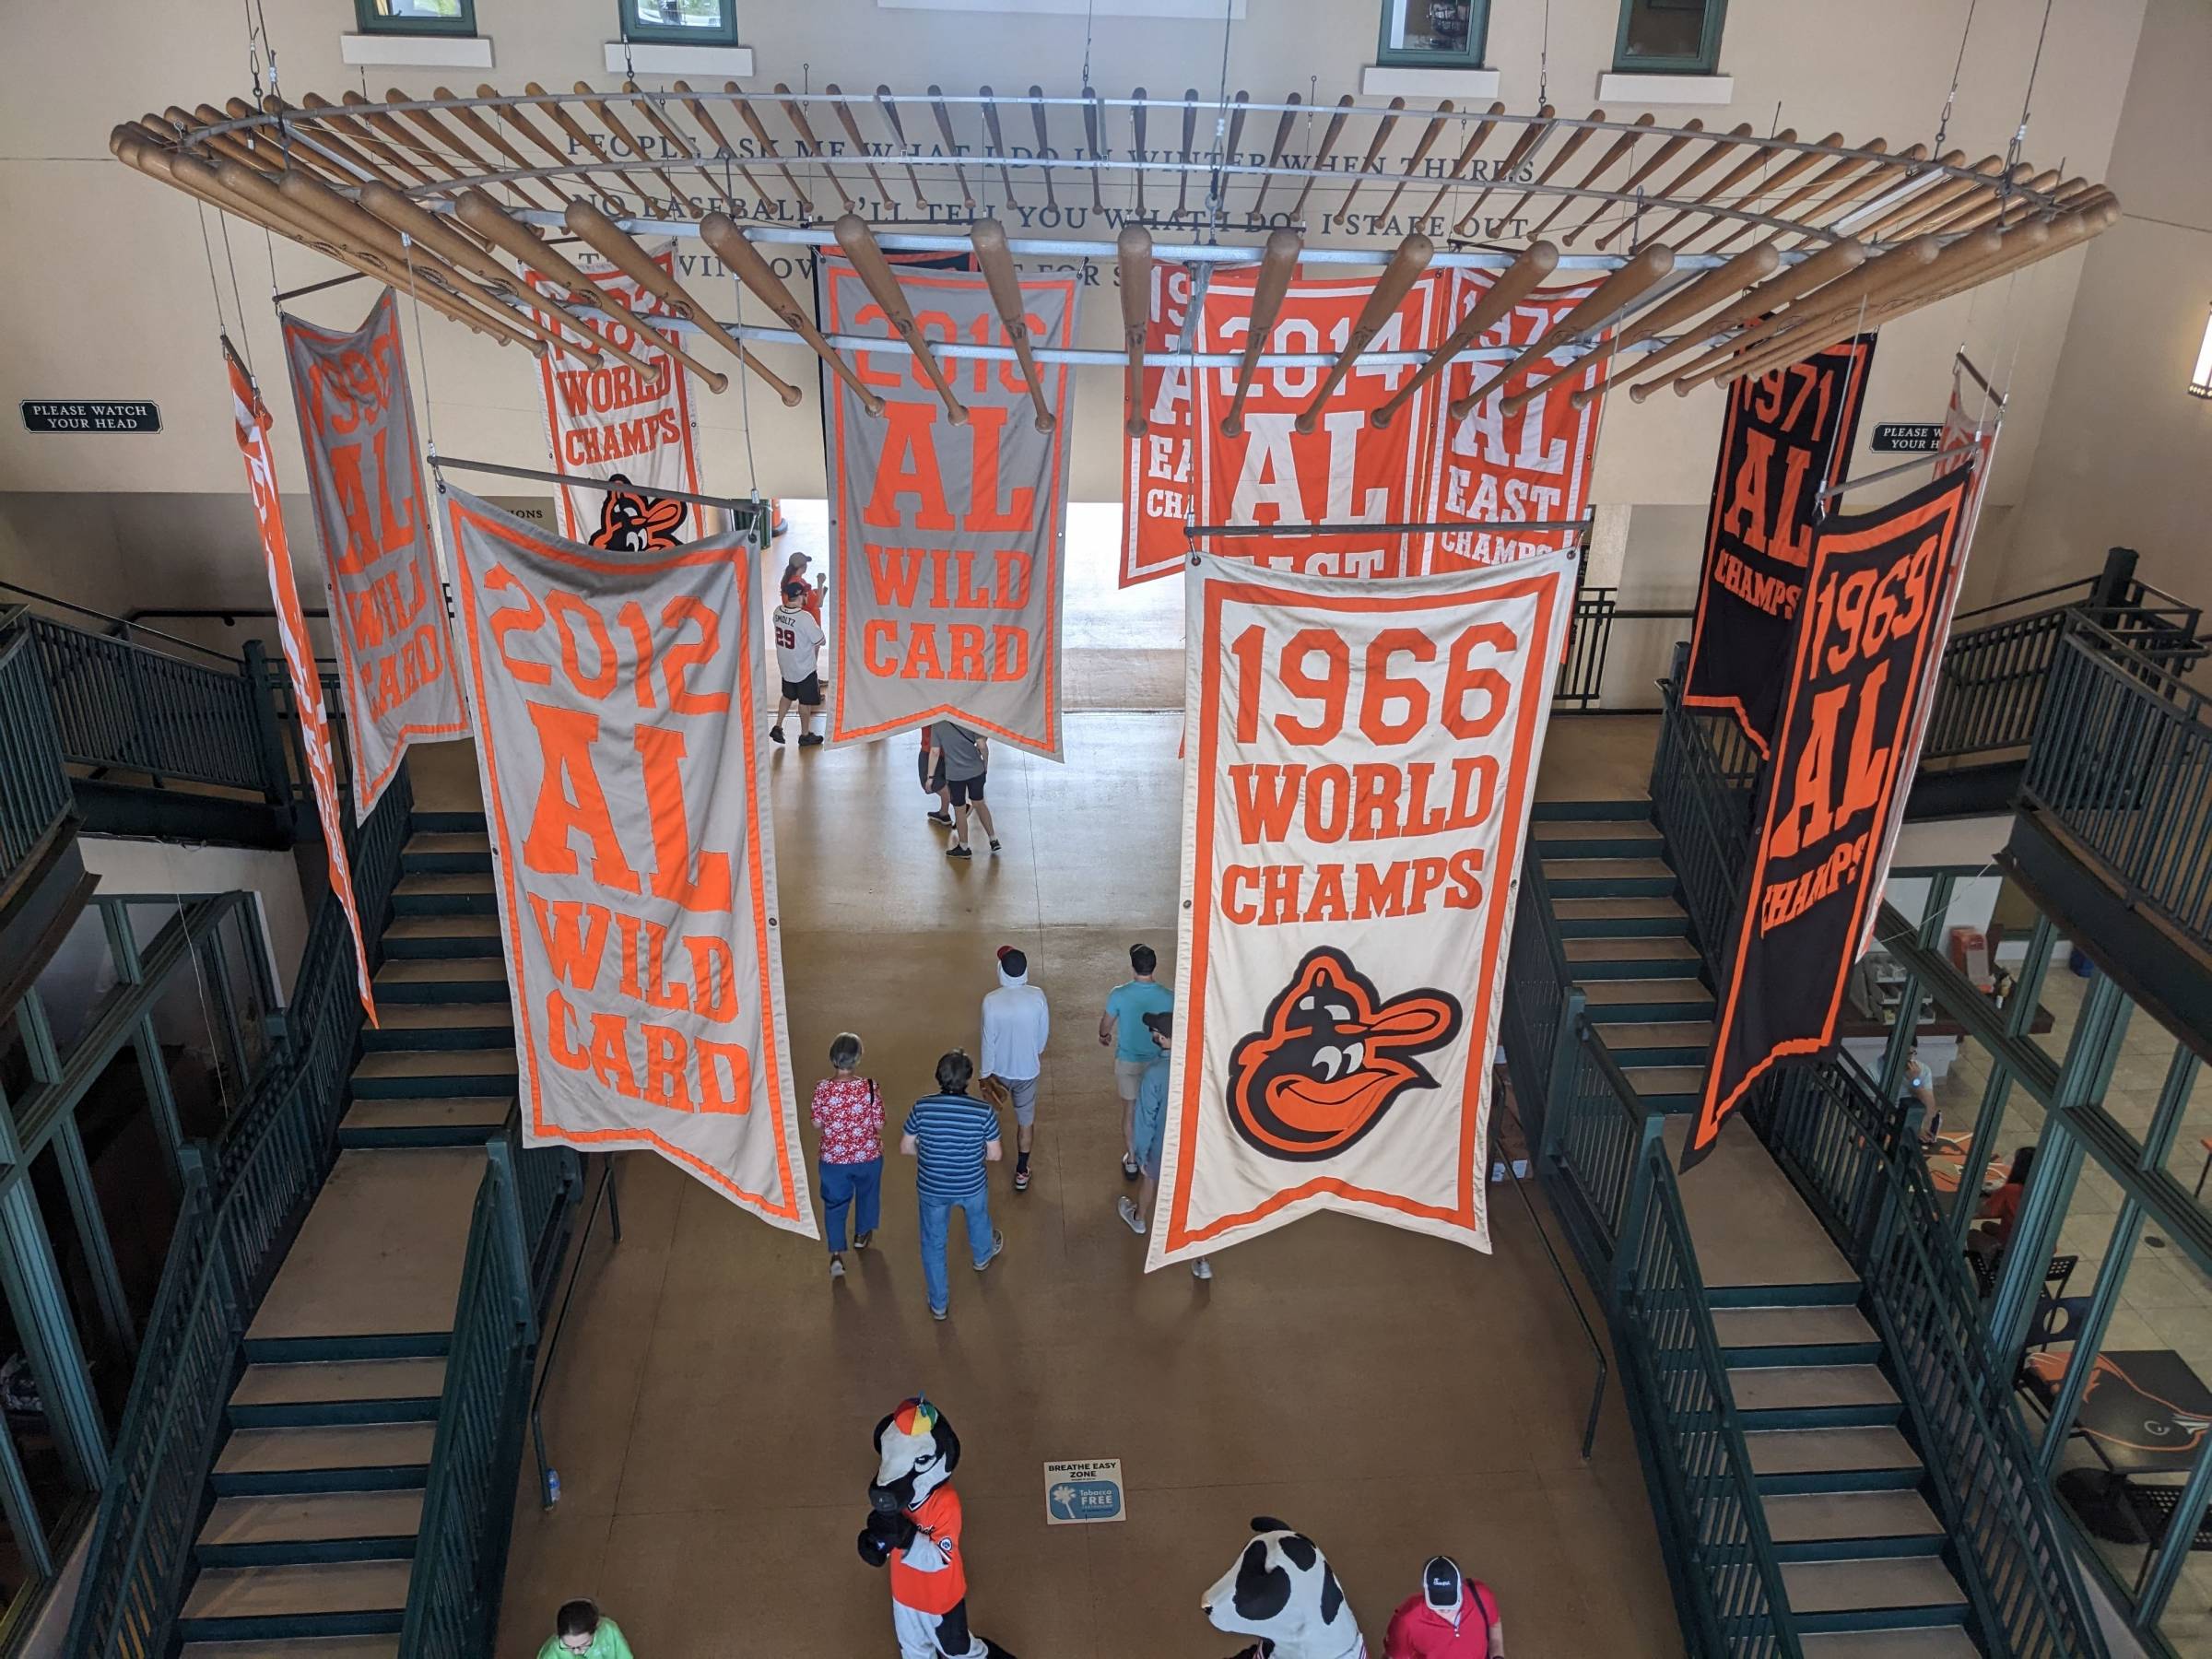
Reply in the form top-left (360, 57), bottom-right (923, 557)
top-left (0, 0), bottom-right (2156, 616)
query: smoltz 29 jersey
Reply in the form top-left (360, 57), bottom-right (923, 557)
top-left (774, 606), bottom-right (824, 680)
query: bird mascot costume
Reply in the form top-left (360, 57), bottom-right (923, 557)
top-left (858, 1397), bottom-right (1017, 1659)
top-left (1205, 1517), bottom-right (1366, 1659)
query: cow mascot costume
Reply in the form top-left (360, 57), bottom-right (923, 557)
top-left (1205, 1518), bottom-right (1366, 1659)
top-left (858, 1397), bottom-right (1017, 1659)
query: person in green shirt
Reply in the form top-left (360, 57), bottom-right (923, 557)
top-left (538, 1598), bottom-right (635, 1659)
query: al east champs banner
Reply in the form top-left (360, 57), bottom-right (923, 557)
top-left (226, 344), bottom-right (376, 1021)
top-left (1122, 261), bottom-right (1201, 586)
top-left (1690, 467), bottom-right (1975, 1159)
top-left (1149, 548), bottom-right (1576, 1267)
top-left (1421, 269), bottom-right (1608, 571)
top-left (1684, 335), bottom-right (1877, 755)
top-left (1193, 272), bottom-right (1448, 579)
top-left (824, 262), bottom-right (1076, 759)
top-left (443, 488), bottom-right (812, 1231)
top-left (281, 291), bottom-right (467, 809)
top-left (526, 253), bottom-right (705, 547)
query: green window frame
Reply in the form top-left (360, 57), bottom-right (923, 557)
top-left (352, 0), bottom-right (477, 35)
top-left (1612, 0), bottom-right (1728, 75)
top-left (620, 0), bottom-right (741, 47)
top-left (1376, 0), bottom-right (1489, 69)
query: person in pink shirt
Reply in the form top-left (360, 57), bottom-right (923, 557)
top-left (1384, 1556), bottom-right (1504, 1659)
top-left (813, 1032), bottom-right (885, 1282)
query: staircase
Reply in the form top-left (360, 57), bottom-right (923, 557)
top-left (175, 813), bottom-right (506, 1658)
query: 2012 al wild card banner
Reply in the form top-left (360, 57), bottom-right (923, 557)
top-left (443, 489), bottom-right (812, 1231)
top-left (525, 251), bottom-right (706, 547)
top-left (1148, 549), bottom-right (1576, 1267)
top-left (1684, 335), bottom-right (1877, 754)
top-left (824, 262), bottom-right (1077, 759)
top-left (1689, 468), bottom-right (1976, 1159)
top-left (281, 291), bottom-right (467, 811)
top-left (226, 344), bottom-right (376, 1021)
top-left (1192, 272), bottom-right (1448, 578)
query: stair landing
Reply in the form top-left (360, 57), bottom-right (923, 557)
top-left (1665, 1115), bottom-right (1855, 1295)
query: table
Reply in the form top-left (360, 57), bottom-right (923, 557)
top-left (1924, 1133), bottom-right (2009, 1199)
top-left (2024, 1348), bottom-right (2212, 1477)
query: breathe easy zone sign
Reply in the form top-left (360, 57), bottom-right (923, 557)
top-left (1043, 1459), bottom-right (1125, 1524)
top-left (22, 401), bottom-right (160, 434)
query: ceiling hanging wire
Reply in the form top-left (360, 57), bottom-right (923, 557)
top-left (1538, 0), bottom-right (1551, 106)
top-left (2004, 0), bottom-right (2056, 198)
top-left (1932, 0), bottom-right (1979, 154)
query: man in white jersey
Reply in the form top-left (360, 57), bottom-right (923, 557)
top-left (771, 578), bottom-right (827, 747)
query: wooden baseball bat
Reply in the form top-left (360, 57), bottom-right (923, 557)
top-left (1495, 109), bottom-right (1606, 231)
top-left (252, 95), bottom-right (394, 188)
top-left (298, 92), bottom-right (431, 187)
top-left (1562, 118), bottom-right (1699, 244)
top-left (970, 218), bottom-right (1055, 432)
top-left (769, 83), bottom-right (848, 212)
top-left (1914, 161), bottom-right (2033, 238)
top-left (1857, 151), bottom-right (1987, 241)
top-left (1419, 100), bottom-right (1507, 222)
top-left (982, 87), bottom-right (1018, 204)
top-left (1505, 241), bottom-right (1779, 415)
top-left (1079, 88), bottom-right (1106, 211)
top-left (1457, 105), bottom-right (1554, 233)
top-left (1376, 100), bottom-right (1454, 225)
top-left (1633, 127), bottom-right (1798, 250)
top-left (564, 200), bottom-right (804, 405)
top-left (1687, 130), bottom-right (1843, 252)
top-left (1596, 121), bottom-right (1751, 249)
top-left (334, 94), bottom-right (441, 178)
top-left (876, 87), bottom-right (930, 208)
top-left (822, 85), bottom-right (896, 208)
top-left (525, 84), bottom-right (653, 204)
top-left (174, 106), bottom-right (282, 178)
top-left (1793, 141), bottom-right (1927, 241)
top-left (1177, 89), bottom-right (1199, 218)
top-left (385, 93), bottom-right (509, 193)
top-left (1251, 92), bottom-right (1302, 218)
top-left (456, 189), bottom-right (731, 390)
top-left (1371, 241), bottom-right (1559, 429)
top-left (725, 84), bottom-right (812, 213)
top-left (627, 80), bottom-right (735, 211)
top-left (218, 96), bottom-right (344, 184)
top-left (480, 87), bottom-right (592, 209)
top-left (1613, 237), bottom-right (1866, 403)
top-left (834, 214), bottom-right (967, 422)
top-left (1962, 168), bottom-right (2061, 232)
top-left (1526, 112), bottom-right (1655, 243)
top-left (1220, 229), bottom-right (1303, 438)
top-left (1030, 87), bottom-right (1057, 210)
top-left (700, 212), bottom-right (884, 415)
top-left (670, 81), bottom-right (777, 205)
top-left (435, 87), bottom-right (566, 208)
top-left (1451, 243), bottom-right (1675, 419)
top-left (1296, 233), bottom-right (1432, 432)
top-left (1129, 89), bottom-right (1147, 217)
top-left (1118, 224), bottom-right (1152, 437)
top-left (1705, 138), bottom-right (1884, 255)
top-left (581, 84), bottom-right (701, 214)
top-left (1222, 91), bottom-right (1250, 208)
top-left (1289, 95), bottom-right (1353, 222)
top-left (1336, 97), bottom-right (1406, 225)
top-left (924, 85), bottom-right (975, 210)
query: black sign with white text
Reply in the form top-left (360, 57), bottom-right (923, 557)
top-left (22, 401), bottom-right (160, 434)
top-left (1872, 422), bottom-right (1944, 453)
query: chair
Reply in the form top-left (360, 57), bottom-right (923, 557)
top-left (2120, 1483), bottom-right (2212, 1594)
top-left (2045, 1253), bottom-right (2080, 1300)
top-left (2012, 1294), bottom-right (2092, 1419)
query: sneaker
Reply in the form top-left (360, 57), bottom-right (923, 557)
top-left (974, 1230), bottom-right (1006, 1272)
top-left (830, 1253), bottom-right (846, 1280)
top-left (927, 809), bottom-right (954, 826)
top-left (769, 725), bottom-right (785, 745)
top-left (853, 1230), bottom-right (874, 1252)
top-left (930, 1303), bottom-right (947, 1322)
top-left (947, 843), bottom-right (973, 859)
top-left (1116, 1196), bottom-right (1146, 1236)
top-left (1013, 1166), bottom-right (1030, 1192)
top-left (1122, 1154), bottom-right (1139, 1182)
top-left (798, 731), bottom-right (824, 747)
top-left (989, 839), bottom-right (1002, 854)
top-left (1191, 1257), bottom-right (1213, 1281)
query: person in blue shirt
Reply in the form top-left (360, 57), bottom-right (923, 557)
top-left (1098, 943), bottom-right (1173, 1181)
top-left (1113, 1011), bottom-right (1211, 1281)
top-left (900, 1051), bottom-right (1006, 1321)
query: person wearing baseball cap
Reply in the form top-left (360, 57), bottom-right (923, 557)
top-left (1115, 1008), bottom-right (1211, 1280)
top-left (1384, 1556), bottom-right (1504, 1658)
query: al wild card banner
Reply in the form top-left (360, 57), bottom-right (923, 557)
top-left (281, 291), bottom-right (468, 810)
top-left (823, 261), bottom-right (1077, 759)
top-left (1683, 335), bottom-right (1877, 755)
top-left (1149, 549), bottom-right (1576, 1267)
top-left (443, 489), bottom-right (812, 1233)
top-left (1689, 467), bottom-right (1976, 1159)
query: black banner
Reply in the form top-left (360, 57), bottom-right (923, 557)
top-left (1682, 335), bottom-right (1877, 756)
top-left (1688, 466), bottom-right (1975, 1162)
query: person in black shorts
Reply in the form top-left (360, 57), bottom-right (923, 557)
top-left (771, 580), bottom-right (827, 747)
top-left (928, 720), bottom-right (998, 858)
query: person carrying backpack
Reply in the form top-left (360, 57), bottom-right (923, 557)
top-left (1384, 1556), bottom-right (1504, 1658)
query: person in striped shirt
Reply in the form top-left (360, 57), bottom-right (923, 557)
top-left (900, 1052), bottom-right (1006, 1321)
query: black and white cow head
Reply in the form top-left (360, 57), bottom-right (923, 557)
top-left (869, 1396), bottom-right (961, 1516)
top-left (1203, 1518), bottom-right (1362, 1659)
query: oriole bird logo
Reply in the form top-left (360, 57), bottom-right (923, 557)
top-left (590, 472), bottom-right (688, 551)
top-left (1227, 947), bottom-right (1461, 1162)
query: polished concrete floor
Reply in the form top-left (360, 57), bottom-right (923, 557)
top-left (488, 712), bottom-right (1683, 1657)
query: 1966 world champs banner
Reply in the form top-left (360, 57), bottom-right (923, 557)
top-left (443, 488), bottom-right (813, 1232)
top-left (1148, 549), bottom-right (1576, 1267)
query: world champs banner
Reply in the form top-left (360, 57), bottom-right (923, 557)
top-left (443, 489), bottom-right (812, 1231)
top-left (824, 263), bottom-right (1077, 759)
top-left (1149, 549), bottom-right (1576, 1267)
top-left (1689, 467), bottom-right (1975, 1159)
top-left (1683, 335), bottom-right (1877, 754)
top-left (281, 291), bottom-right (467, 810)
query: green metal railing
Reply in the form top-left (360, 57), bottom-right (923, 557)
top-left (1650, 664), bottom-right (1756, 971)
top-left (0, 626), bottom-right (75, 889)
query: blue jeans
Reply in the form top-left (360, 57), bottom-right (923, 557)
top-left (917, 1182), bottom-right (994, 1312)
top-left (819, 1159), bottom-right (882, 1253)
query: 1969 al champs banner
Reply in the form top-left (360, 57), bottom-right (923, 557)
top-left (281, 292), bottom-right (467, 810)
top-left (824, 263), bottom-right (1077, 758)
top-left (442, 488), bottom-right (813, 1233)
top-left (1148, 549), bottom-right (1576, 1267)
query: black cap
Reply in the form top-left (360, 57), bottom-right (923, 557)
top-left (1142, 1009), bottom-right (1173, 1040)
top-left (1423, 1556), bottom-right (1463, 1613)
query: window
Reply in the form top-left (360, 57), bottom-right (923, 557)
top-left (1613, 0), bottom-right (1726, 75)
top-left (1376, 0), bottom-right (1488, 68)
top-left (353, 0), bottom-right (477, 34)
top-left (620, 0), bottom-right (739, 46)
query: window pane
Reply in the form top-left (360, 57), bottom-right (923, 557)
top-left (1384, 0), bottom-right (1477, 59)
top-left (2159, 1053), bottom-right (2212, 1210)
top-left (31, 908), bottom-right (120, 1060)
top-left (216, 907), bottom-right (274, 1084)
top-left (372, 0), bottom-right (463, 17)
top-left (148, 936), bottom-right (242, 1144)
top-left (1620, 0), bottom-right (1711, 64)
top-left (629, 0), bottom-right (728, 29)
top-left (0, 1008), bottom-right (31, 1110)
top-left (76, 1044), bottom-right (179, 1335)
top-left (0, 1285), bottom-right (82, 1552)
top-left (27, 1147), bottom-right (127, 1435)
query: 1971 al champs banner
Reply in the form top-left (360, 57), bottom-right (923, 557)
top-left (824, 263), bottom-right (1076, 758)
top-left (1690, 468), bottom-right (1975, 1159)
top-left (1149, 549), bottom-right (1576, 1267)
top-left (443, 488), bottom-right (812, 1231)
top-left (281, 291), bottom-right (467, 809)
top-left (226, 344), bottom-right (376, 1021)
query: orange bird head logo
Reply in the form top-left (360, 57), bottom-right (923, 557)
top-left (1227, 947), bottom-right (1462, 1161)
top-left (591, 472), bottom-right (688, 551)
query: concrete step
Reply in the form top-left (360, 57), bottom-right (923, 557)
top-left (1729, 1364), bottom-right (1900, 1429)
top-left (1782, 1557), bottom-right (1970, 1633)
top-left (401, 831), bottom-right (490, 876)
top-left (1583, 979), bottom-right (1714, 1023)
top-left (1747, 1427), bottom-right (1923, 1495)
top-left (339, 1098), bottom-right (510, 1149)
top-left (371, 956), bottom-right (507, 1004)
top-left (1597, 1020), bottom-right (1712, 1067)
top-left (177, 1560), bottom-right (410, 1642)
top-left (379, 913), bottom-right (500, 959)
top-left (1712, 1304), bottom-right (1881, 1367)
top-left (350, 1046), bottom-right (517, 1100)
top-left (1532, 820), bottom-right (1664, 859)
top-left (194, 1491), bottom-right (423, 1569)
top-left (1542, 856), bottom-right (1677, 897)
top-left (1531, 800), bottom-right (1653, 822)
top-left (392, 872), bottom-right (496, 917)
top-left (229, 1359), bottom-right (446, 1429)
top-left (1552, 894), bottom-right (1690, 937)
top-left (1799, 1630), bottom-right (1981, 1657)
top-left (360, 1001), bottom-right (512, 1053)
top-left (182, 1641), bottom-right (400, 1659)
top-left (1562, 935), bottom-right (1703, 977)
top-left (1624, 1065), bottom-right (1703, 1110)
top-left (1763, 1492), bottom-right (1946, 1562)
top-left (211, 1423), bottom-right (434, 1498)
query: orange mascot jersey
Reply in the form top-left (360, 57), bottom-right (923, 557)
top-left (889, 1486), bottom-right (968, 1615)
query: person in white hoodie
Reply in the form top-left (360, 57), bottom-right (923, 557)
top-left (980, 946), bottom-right (1050, 1192)
top-left (771, 579), bottom-right (827, 747)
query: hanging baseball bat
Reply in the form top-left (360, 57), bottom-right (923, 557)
top-left (1118, 224), bottom-right (1152, 437)
top-left (1495, 109), bottom-right (1605, 230)
top-left (1336, 97), bottom-right (1405, 225)
top-left (1626, 126), bottom-right (1791, 250)
top-left (1704, 136), bottom-right (1882, 255)
top-left (1371, 241), bottom-right (1561, 429)
top-left (1221, 91), bottom-right (1250, 209)
top-left (1082, 88), bottom-right (1106, 211)
top-left (1594, 121), bottom-right (1748, 249)
top-left (970, 218), bottom-right (1055, 432)
top-left (1288, 95), bottom-right (1352, 221)
top-left (434, 87), bottom-right (566, 208)
top-left (982, 87), bottom-right (1018, 203)
top-left (1792, 141), bottom-right (1928, 241)
top-left (1866, 153), bottom-right (2003, 241)
top-left (1457, 105), bottom-right (1554, 232)
top-left (700, 211), bottom-right (884, 416)
top-left (834, 214), bottom-right (967, 423)
top-left (1251, 92), bottom-right (1301, 218)
top-left (1914, 161), bottom-right (2032, 238)
top-left (1030, 87), bottom-right (1056, 210)
top-left (725, 83), bottom-right (811, 213)
top-left (300, 92), bottom-right (434, 187)
top-left (1220, 229), bottom-right (1302, 438)
top-left (624, 80), bottom-right (722, 208)
top-left (1296, 233), bottom-right (1432, 432)
top-left (1419, 100), bottom-right (1506, 221)
top-left (1526, 112), bottom-right (1655, 242)
top-left (1607, 236), bottom-right (1867, 404)
top-left (1129, 88), bottom-right (1147, 216)
top-left (1375, 100), bottom-right (1454, 225)
top-left (876, 87), bottom-right (930, 208)
top-left (1686, 130), bottom-right (1843, 252)
top-left (822, 85), bottom-right (896, 207)
top-left (581, 84), bottom-right (701, 213)
top-left (1452, 243), bottom-right (1675, 418)
top-left (525, 84), bottom-right (653, 203)
top-left (1176, 88), bottom-right (1198, 218)
top-left (332, 96), bottom-right (446, 185)
top-left (764, 83), bottom-right (848, 213)
top-left (926, 86), bottom-right (975, 209)
top-left (1561, 118), bottom-right (1699, 243)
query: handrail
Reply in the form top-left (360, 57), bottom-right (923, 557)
top-left (0, 578), bottom-right (248, 667)
top-left (1650, 669), bottom-right (1755, 970)
top-left (0, 626), bottom-right (76, 892)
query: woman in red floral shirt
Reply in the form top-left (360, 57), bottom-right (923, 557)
top-left (814, 1032), bottom-right (885, 1280)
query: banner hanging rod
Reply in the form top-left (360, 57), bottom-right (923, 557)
top-left (1815, 447), bottom-right (1983, 506)
top-left (429, 453), bottom-right (759, 517)
top-left (1191, 518), bottom-right (1590, 538)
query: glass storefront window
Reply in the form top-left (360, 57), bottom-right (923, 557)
top-left (31, 907), bottom-right (120, 1060)
top-left (147, 934), bottom-right (241, 1145)
top-left (27, 1147), bottom-right (128, 1435)
top-left (76, 1041), bottom-right (178, 1334)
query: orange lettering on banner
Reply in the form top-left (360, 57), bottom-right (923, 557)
top-left (326, 426), bottom-right (418, 579)
top-left (963, 405), bottom-right (1035, 533)
top-left (521, 701), bottom-right (644, 892)
top-left (863, 403), bottom-right (956, 530)
top-left (636, 725), bottom-right (732, 912)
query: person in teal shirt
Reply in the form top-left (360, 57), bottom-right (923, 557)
top-left (1099, 942), bottom-right (1174, 1180)
top-left (540, 1599), bottom-right (634, 1659)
